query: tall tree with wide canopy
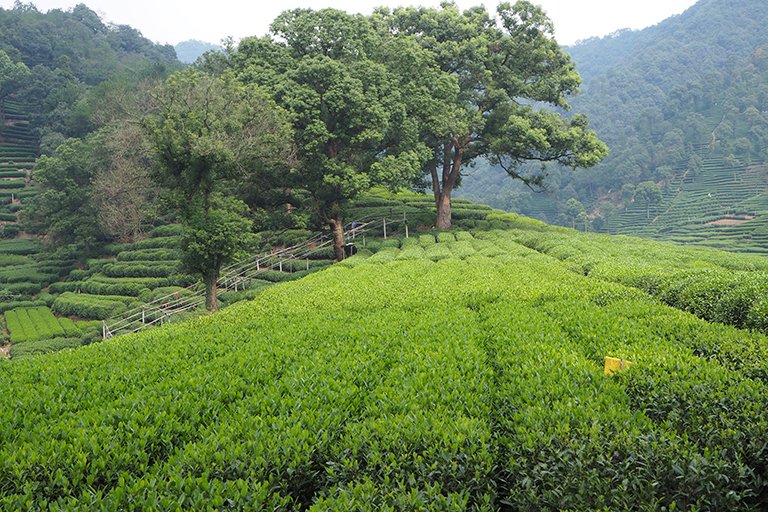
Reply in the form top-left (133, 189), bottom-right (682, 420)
top-left (143, 68), bottom-right (294, 310)
top-left (380, 1), bottom-right (608, 228)
top-left (232, 9), bottom-right (430, 260)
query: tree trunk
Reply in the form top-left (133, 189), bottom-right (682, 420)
top-left (431, 141), bottom-right (464, 230)
top-left (436, 190), bottom-right (453, 229)
top-left (328, 217), bottom-right (345, 261)
top-left (204, 273), bottom-right (219, 311)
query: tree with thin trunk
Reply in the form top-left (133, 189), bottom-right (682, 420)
top-left (143, 68), bottom-right (294, 310)
top-left (381, 1), bottom-right (608, 228)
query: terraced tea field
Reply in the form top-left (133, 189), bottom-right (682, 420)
top-left (0, 99), bottom-right (38, 236)
top-left (1, 218), bottom-right (767, 510)
top-left (604, 152), bottom-right (768, 255)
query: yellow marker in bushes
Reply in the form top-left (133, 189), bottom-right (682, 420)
top-left (604, 357), bottom-right (633, 375)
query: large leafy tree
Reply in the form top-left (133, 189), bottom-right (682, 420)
top-left (232, 9), bottom-right (430, 260)
top-left (143, 68), bottom-right (294, 310)
top-left (24, 137), bottom-right (102, 252)
top-left (380, 1), bottom-right (608, 228)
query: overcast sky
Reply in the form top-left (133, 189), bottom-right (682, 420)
top-left (1, 0), bottom-right (699, 46)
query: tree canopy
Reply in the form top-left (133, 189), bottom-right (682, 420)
top-left (232, 9), bottom-right (431, 259)
top-left (374, 0), bottom-right (607, 228)
top-left (143, 68), bottom-right (294, 310)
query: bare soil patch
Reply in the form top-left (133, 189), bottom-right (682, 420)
top-left (705, 216), bottom-right (755, 226)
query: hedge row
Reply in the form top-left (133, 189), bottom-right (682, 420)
top-left (503, 227), bottom-right (768, 333)
top-left (4, 307), bottom-right (79, 344)
top-left (78, 275), bottom-right (174, 297)
top-left (130, 236), bottom-right (180, 250)
top-left (0, 300), bottom-right (46, 313)
top-left (0, 282), bottom-right (41, 296)
top-left (5, 238), bottom-right (768, 508)
top-left (149, 224), bottom-right (184, 237)
top-left (0, 239), bottom-right (40, 255)
top-left (0, 179), bottom-right (25, 189)
top-left (51, 292), bottom-right (132, 320)
top-left (102, 262), bottom-right (180, 278)
top-left (0, 265), bottom-right (56, 284)
top-left (116, 248), bottom-right (182, 262)
top-left (10, 337), bottom-right (84, 359)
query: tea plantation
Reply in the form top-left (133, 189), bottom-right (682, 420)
top-left (1, 216), bottom-right (768, 510)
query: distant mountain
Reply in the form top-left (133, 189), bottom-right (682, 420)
top-left (174, 40), bottom-right (221, 64)
top-left (0, 3), bottom-right (181, 143)
top-left (459, 0), bottom-right (768, 252)
top-left (0, 3), bottom-right (178, 84)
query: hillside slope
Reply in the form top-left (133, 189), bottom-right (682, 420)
top-left (459, 0), bottom-right (768, 250)
top-left (2, 219), bottom-right (768, 509)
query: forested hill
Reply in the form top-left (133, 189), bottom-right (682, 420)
top-left (460, 0), bottom-right (768, 251)
top-left (0, 3), bottom-right (180, 147)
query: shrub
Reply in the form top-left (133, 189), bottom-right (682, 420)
top-left (130, 236), bottom-right (180, 250)
top-left (116, 248), bottom-right (183, 262)
top-left (0, 265), bottom-right (55, 284)
top-left (0, 300), bottom-right (46, 313)
top-left (0, 239), bottom-right (41, 255)
top-left (150, 224), bottom-right (184, 237)
top-left (10, 337), bottom-right (83, 358)
top-left (0, 282), bottom-right (41, 296)
top-left (102, 262), bottom-right (180, 278)
top-left (52, 292), bottom-right (131, 320)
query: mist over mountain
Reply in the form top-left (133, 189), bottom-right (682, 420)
top-left (174, 39), bottom-right (221, 64)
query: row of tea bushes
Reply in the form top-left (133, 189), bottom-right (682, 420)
top-left (3, 229), bottom-right (768, 508)
top-left (498, 226), bottom-right (768, 332)
top-left (4, 306), bottom-right (80, 343)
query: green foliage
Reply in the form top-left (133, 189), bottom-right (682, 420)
top-left (51, 292), bottom-right (132, 320)
top-left (23, 137), bottom-right (102, 249)
top-left (102, 261), bottom-right (179, 278)
top-left (0, 299), bottom-right (46, 313)
top-left (504, 224), bottom-right (768, 333)
top-left (4, 306), bottom-right (78, 344)
top-left (370, 2), bottom-right (606, 228)
top-left (460, 0), bottom-right (768, 240)
top-left (233, 10), bottom-right (431, 255)
top-left (116, 248), bottom-right (182, 262)
top-left (3, 229), bottom-right (768, 508)
top-left (144, 68), bottom-right (294, 309)
top-left (0, 264), bottom-right (55, 284)
top-left (0, 254), bottom-right (32, 267)
top-left (0, 239), bottom-right (39, 255)
top-left (0, 3), bottom-right (179, 140)
top-left (10, 337), bottom-right (83, 359)
top-left (0, 49), bottom-right (30, 104)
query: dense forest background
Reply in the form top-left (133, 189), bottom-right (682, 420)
top-left (459, 0), bottom-right (768, 246)
top-left (0, 3), bottom-right (179, 152)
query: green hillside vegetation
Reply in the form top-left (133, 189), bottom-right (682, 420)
top-left (0, 3), bottom-right (179, 145)
top-left (2, 218), bottom-right (768, 509)
top-left (1, 1), bottom-right (768, 508)
top-left (0, 98), bottom-right (37, 238)
top-left (459, 0), bottom-right (768, 249)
